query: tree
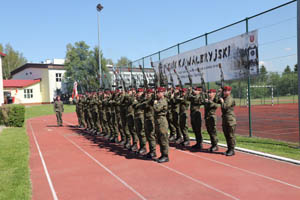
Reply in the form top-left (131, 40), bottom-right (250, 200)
top-left (0, 43), bottom-right (27, 79)
top-left (283, 65), bottom-right (292, 75)
top-left (64, 41), bottom-right (112, 93)
top-left (294, 64), bottom-right (298, 72)
top-left (116, 57), bottom-right (131, 68)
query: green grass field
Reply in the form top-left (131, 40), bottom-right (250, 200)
top-left (0, 104), bottom-right (75, 200)
top-left (189, 129), bottom-right (300, 160)
top-left (234, 95), bottom-right (298, 106)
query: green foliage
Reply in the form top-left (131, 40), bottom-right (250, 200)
top-left (116, 56), bottom-right (131, 68)
top-left (0, 105), bottom-right (25, 127)
top-left (64, 41), bottom-right (112, 93)
top-left (0, 43), bottom-right (27, 80)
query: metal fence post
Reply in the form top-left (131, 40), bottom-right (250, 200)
top-left (246, 17), bottom-right (253, 137)
top-left (205, 33), bottom-right (210, 90)
top-left (297, 0), bottom-right (300, 147)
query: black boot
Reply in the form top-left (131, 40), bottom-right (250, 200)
top-left (191, 143), bottom-right (202, 150)
top-left (119, 140), bottom-right (126, 145)
top-left (181, 140), bottom-right (190, 147)
top-left (157, 156), bottom-right (169, 163)
top-left (146, 152), bottom-right (157, 159)
top-left (209, 145), bottom-right (219, 152)
top-left (169, 135), bottom-right (176, 142)
top-left (130, 144), bottom-right (138, 152)
top-left (124, 141), bottom-right (131, 149)
top-left (175, 137), bottom-right (183, 144)
top-left (138, 147), bottom-right (147, 155)
top-left (225, 149), bottom-right (235, 156)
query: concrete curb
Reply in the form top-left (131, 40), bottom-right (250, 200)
top-left (190, 137), bottom-right (300, 165)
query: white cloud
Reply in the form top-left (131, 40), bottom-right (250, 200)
top-left (284, 47), bottom-right (292, 51)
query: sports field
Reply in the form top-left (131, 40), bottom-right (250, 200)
top-left (27, 113), bottom-right (300, 199)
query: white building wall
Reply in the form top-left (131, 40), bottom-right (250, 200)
top-left (0, 56), bottom-right (4, 105)
top-left (48, 69), bottom-right (66, 101)
top-left (4, 83), bottom-right (42, 104)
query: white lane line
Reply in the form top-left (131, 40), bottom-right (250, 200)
top-left (159, 164), bottom-right (240, 200)
top-left (63, 134), bottom-right (147, 200)
top-left (29, 121), bottom-right (58, 200)
top-left (176, 149), bottom-right (300, 190)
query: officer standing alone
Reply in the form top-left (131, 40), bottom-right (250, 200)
top-left (54, 95), bottom-right (64, 126)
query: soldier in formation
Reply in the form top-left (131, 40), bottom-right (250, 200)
top-left (74, 84), bottom-right (237, 164)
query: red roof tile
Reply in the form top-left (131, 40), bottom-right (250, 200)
top-left (0, 52), bottom-right (6, 57)
top-left (3, 79), bottom-right (41, 88)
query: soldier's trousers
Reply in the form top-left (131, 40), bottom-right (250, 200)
top-left (87, 110), bottom-right (94, 129)
top-left (98, 111), bottom-right (104, 132)
top-left (134, 115), bottom-right (147, 149)
top-left (167, 112), bottom-right (176, 137)
top-left (92, 111), bottom-right (101, 131)
top-left (222, 124), bottom-right (236, 150)
top-left (111, 113), bottom-right (118, 138)
top-left (205, 116), bottom-right (218, 146)
top-left (155, 117), bottom-right (169, 157)
top-left (180, 112), bottom-right (189, 141)
top-left (76, 109), bottom-right (85, 127)
top-left (56, 111), bottom-right (63, 126)
top-left (105, 112), bottom-right (112, 135)
top-left (172, 112), bottom-right (182, 139)
top-left (121, 113), bottom-right (130, 142)
top-left (145, 117), bottom-right (156, 153)
top-left (126, 115), bottom-right (138, 145)
top-left (84, 110), bottom-right (91, 129)
top-left (191, 111), bottom-right (202, 144)
top-left (116, 114), bottom-right (125, 141)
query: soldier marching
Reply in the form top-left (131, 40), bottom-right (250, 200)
top-left (73, 82), bottom-right (237, 164)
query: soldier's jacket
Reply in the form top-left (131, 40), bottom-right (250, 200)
top-left (133, 95), bottom-right (146, 117)
top-left (170, 92), bottom-right (181, 113)
top-left (143, 95), bottom-right (155, 119)
top-left (91, 96), bottom-right (99, 112)
top-left (54, 100), bottom-right (64, 112)
top-left (165, 91), bottom-right (173, 115)
top-left (219, 95), bottom-right (236, 126)
top-left (125, 94), bottom-right (135, 116)
top-left (119, 93), bottom-right (127, 117)
top-left (176, 94), bottom-right (190, 114)
top-left (97, 95), bottom-right (103, 114)
top-left (187, 92), bottom-right (204, 113)
top-left (114, 94), bottom-right (122, 116)
top-left (154, 98), bottom-right (168, 118)
top-left (204, 98), bottom-right (218, 119)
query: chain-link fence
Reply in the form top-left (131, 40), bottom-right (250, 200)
top-left (124, 0), bottom-right (299, 143)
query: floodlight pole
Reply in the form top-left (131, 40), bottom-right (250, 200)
top-left (297, 0), bottom-right (300, 147)
top-left (97, 3), bottom-right (103, 88)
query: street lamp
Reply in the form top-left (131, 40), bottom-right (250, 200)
top-left (96, 3), bottom-right (104, 88)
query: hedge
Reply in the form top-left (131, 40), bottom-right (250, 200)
top-left (0, 105), bottom-right (25, 127)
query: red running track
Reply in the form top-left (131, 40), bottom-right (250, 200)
top-left (28, 113), bottom-right (300, 200)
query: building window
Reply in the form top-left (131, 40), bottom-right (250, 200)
top-left (24, 89), bottom-right (33, 99)
top-left (56, 73), bottom-right (62, 82)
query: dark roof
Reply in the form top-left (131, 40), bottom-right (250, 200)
top-left (11, 63), bottom-right (65, 76)
top-left (0, 52), bottom-right (6, 57)
top-left (3, 79), bottom-right (41, 88)
top-left (108, 66), bottom-right (154, 73)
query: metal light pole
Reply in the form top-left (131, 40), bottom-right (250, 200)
top-left (97, 3), bottom-right (104, 88)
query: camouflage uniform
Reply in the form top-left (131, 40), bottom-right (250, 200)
top-left (219, 95), bottom-right (236, 154)
top-left (177, 92), bottom-right (190, 145)
top-left (125, 93), bottom-right (138, 150)
top-left (120, 93), bottom-right (131, 148)
top-left (76, 97), bottom-right (85, 127)
top-left (133, 94), bottom-right (147, 154)
top-left (115, 93), bottom-right (125, 143)
top-left (154, 97), bottom-right (169, 160)
top-left (54, 99), bottom-right (64, 126)
top-left (166, 90), bottom-right (176, 141)
top-left (204, 97), bottom-right (218, 148)
top-left (170, 92), bottom-right (182, 142)
top-left (143, 94), bottom-right (156, 157)
top-left (188, 91), bottom-right (204, 147)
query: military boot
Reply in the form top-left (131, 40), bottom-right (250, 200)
top-left (181, 140), bottom-right (190, 147)
top-left (225, 149), bottom-right (235, 156)
top-left (146, 152), bottom-right (157, 159)
top-left (130, 144), bottom-right (138, 152)
top-left (124, 141), bottom-right (131, 149)
top-left (209, 145), bottom-right (219, 152)
top-left (175, 137), bottom-right (183, 144)
top-left (157, 155), bottom-right (169, 163)
top-left (137, 147), bottom-right (147, 155)
top-left (191, 143), bottom-right (202, 150)
top-left (169, 134), bottom-right (176, 142)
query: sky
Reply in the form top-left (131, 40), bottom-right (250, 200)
top-left (0, 0), bottom-right (297, 72)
